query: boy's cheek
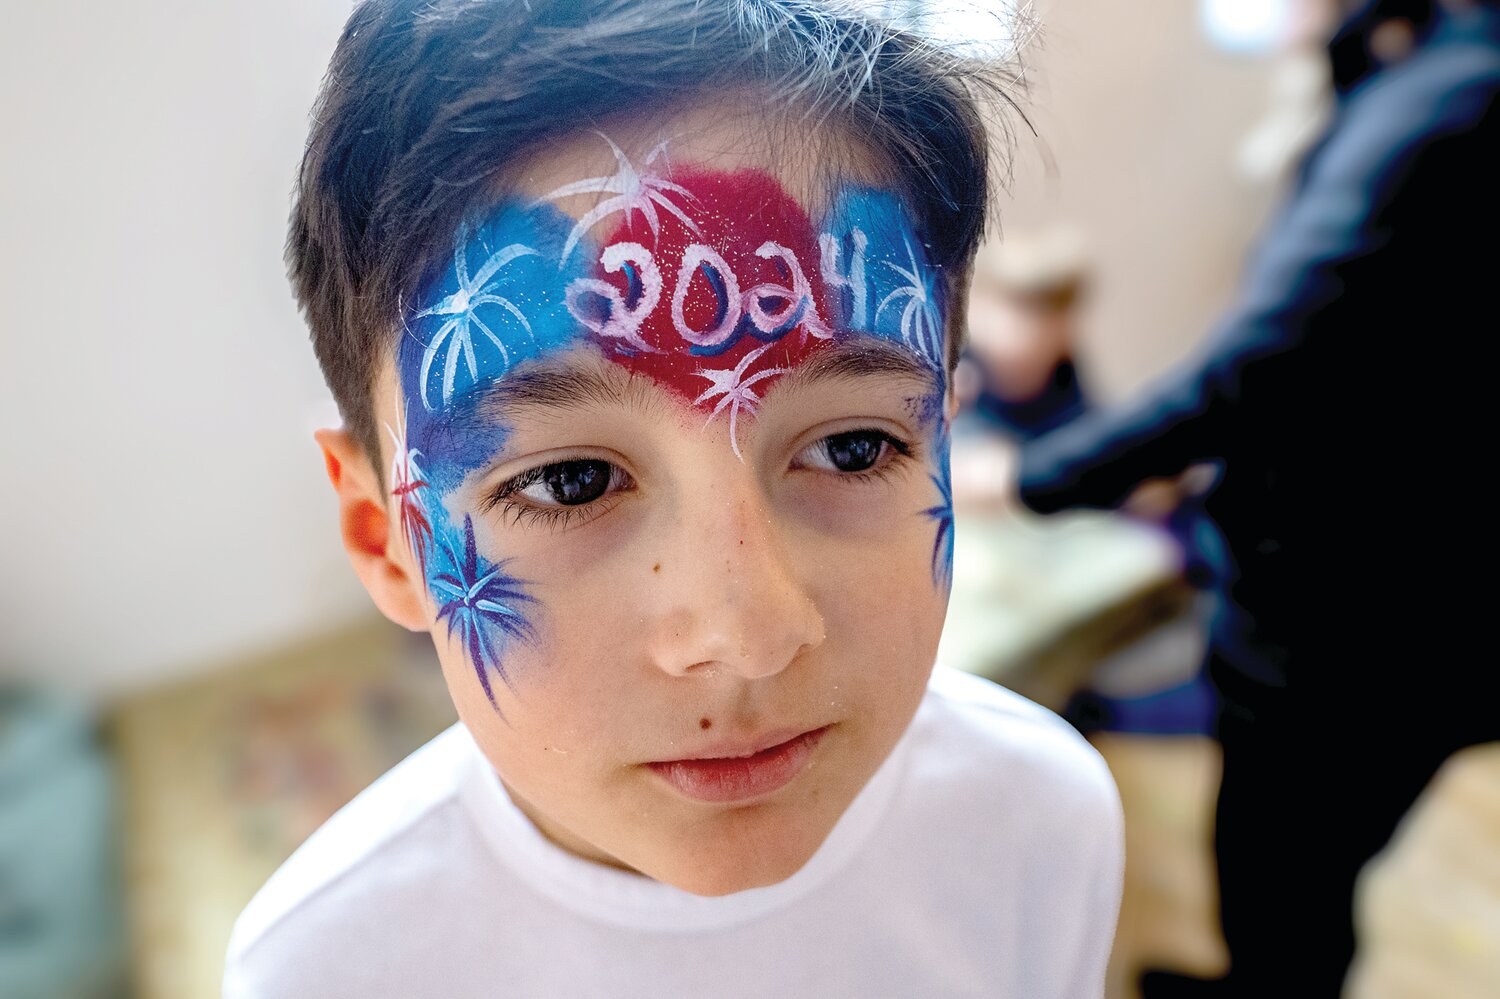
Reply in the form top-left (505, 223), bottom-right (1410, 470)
top-left (821, 545), bottom-right (948, 652)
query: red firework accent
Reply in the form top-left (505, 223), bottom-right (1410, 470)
top-left (391, 452), bottom-right (434, 574)
top-left (579, 167), bottom-right (837, 406)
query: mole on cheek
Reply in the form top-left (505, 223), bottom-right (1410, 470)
top-left (699, 717), bottom-right (713, 730)
top-left (652, 563), bottom-right (661, 573)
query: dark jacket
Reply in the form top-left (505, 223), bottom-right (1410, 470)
top-left (970, 358), bottom-right (1089, 443)
top-left (1018, 3), bottom-right (1500, 733)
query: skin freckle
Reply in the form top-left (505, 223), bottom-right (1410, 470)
top-left (699, 717), bottom-right (712, 730)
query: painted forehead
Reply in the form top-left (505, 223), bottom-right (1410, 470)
top-left (396, 139), bottom-right (946, 448)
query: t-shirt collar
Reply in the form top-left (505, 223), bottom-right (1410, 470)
top-left (456, 724), bottom-right (911, 933)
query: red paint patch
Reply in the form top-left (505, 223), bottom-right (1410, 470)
top-left (581, 168), bottom-right (837, 407)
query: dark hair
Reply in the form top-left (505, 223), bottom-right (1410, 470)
top-left (290, 0), bottom-right (1026, 469)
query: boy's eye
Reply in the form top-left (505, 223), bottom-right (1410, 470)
top-left (522, 459), bottom-right (614, 506)
top-left (484, 458), bottom-right (635, 528)
top-left (796, 429), bottom-right (909, 474)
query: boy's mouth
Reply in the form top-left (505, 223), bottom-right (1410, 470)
top-left (645, 725), bottom-right (831, 804)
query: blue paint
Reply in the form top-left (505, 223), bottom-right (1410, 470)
top-left (825, 190), bottom-right (954, 579)
top-left (431, 514), bottom-right (536, 707)
top-left (922, 409), bottom-right (955, 589)
top-left (396, 199), bottom-right (592, 704)
top-left (820, 187), bottom-right (945, 369)
top-left (399, 200), bottom-right (594, 492)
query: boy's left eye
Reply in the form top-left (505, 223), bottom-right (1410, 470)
top-left (794, 429), bottom-right (910, 474)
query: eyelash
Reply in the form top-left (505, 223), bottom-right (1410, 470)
top-left (481, 428), bottom-right (918, 531)
top-left (491, 501), bottom-right (610, 531)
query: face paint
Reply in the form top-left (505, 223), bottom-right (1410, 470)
top-left (561, 167), bottom-right (834, 401)
top-left (392, 136), bottom-right (953, 709)
top-left (923, 417), bottom-right (955, 588)
top-left (430, 514), bottom-right (534, 705)
top-left (386, 401), bottom-right (433, 577)
top-left (390, 200), bottom-right (590, 710)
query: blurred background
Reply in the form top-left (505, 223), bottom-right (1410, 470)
top-left (1, 1), bottom-right (1495, 997)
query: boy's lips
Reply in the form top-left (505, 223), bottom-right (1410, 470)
top-left (645, 725), bottom-right (831, 804)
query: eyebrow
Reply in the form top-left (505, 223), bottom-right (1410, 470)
top-left (481, 360), bottom-right (650, 422)
top-left (782, 337), bottom-right (941, 392)
top-left (482, 336), bottom-right (940, 424)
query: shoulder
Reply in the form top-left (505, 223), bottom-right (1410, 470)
top-left (1357, 24), bottom-right (1500, 131)
top-left (887, 667), bottom-right (1124, 980)
top-left (223, 723), bottom-right (477, 996)
top-left (908, 667), bottom-right (1122, 841)
top-left (1329, 30), bottom-right (1500, 192)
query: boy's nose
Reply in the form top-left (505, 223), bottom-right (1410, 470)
top-left (645, 488), bottom-right (825, 682)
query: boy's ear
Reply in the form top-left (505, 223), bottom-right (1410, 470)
top-left (314, 428), bottom-right (430, 633)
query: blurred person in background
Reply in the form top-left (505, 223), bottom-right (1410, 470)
top-left (956, 227), bottom-right (1091, 442)
top-left (958, 230), bottom-right (1226, 733)
top-left (1016, 0), bottom-right (1500, 995)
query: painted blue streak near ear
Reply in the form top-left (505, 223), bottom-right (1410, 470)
top-left (921, 397), bottom-right (955, 590)
top-left (924, 464), bottom-right (955, 589)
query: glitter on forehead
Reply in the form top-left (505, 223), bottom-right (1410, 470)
top-left (571, 166), bottom-right (838, 404)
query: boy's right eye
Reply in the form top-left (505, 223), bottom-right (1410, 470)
top-left (522, 459), bottom-right (614, 506)
top-left (482, 458), bottom-right (635, 528)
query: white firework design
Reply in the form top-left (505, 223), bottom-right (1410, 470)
top-left (541, 133), bottom-right (702, 265)
top-left (414, 229), bottom-right (540, 410)
top-left (564, 241), bottom-right (662, 353)
top-left (692, 342), bottom-right (790, 460)
top-left (384, 398), bottom-right (434, 574)
top-left (384, 399), bottom-right (426, 489)
top-left (876, 240), bottom-right (944, 369)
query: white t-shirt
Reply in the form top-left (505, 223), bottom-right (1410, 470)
top-left (224, 667), bottom-right (1123, 998)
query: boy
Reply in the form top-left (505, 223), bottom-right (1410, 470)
top-left (225, 2), bottom-right (1123, 996)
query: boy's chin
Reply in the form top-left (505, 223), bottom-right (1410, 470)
top-left (633, 808), bottom-right (837, 897)
top-left (653, 839), bottom-right (822, 897)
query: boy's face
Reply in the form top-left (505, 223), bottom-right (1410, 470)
top-left (352, 115), bottom-right (954, 895)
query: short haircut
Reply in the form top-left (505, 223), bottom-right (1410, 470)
top-left (290, 0), bottom-right (1026, 468)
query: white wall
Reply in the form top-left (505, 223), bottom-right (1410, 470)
top-left (998, 0), bottom-right (1281, 398)
top-left (0, 1), bottom-right (370, 702)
